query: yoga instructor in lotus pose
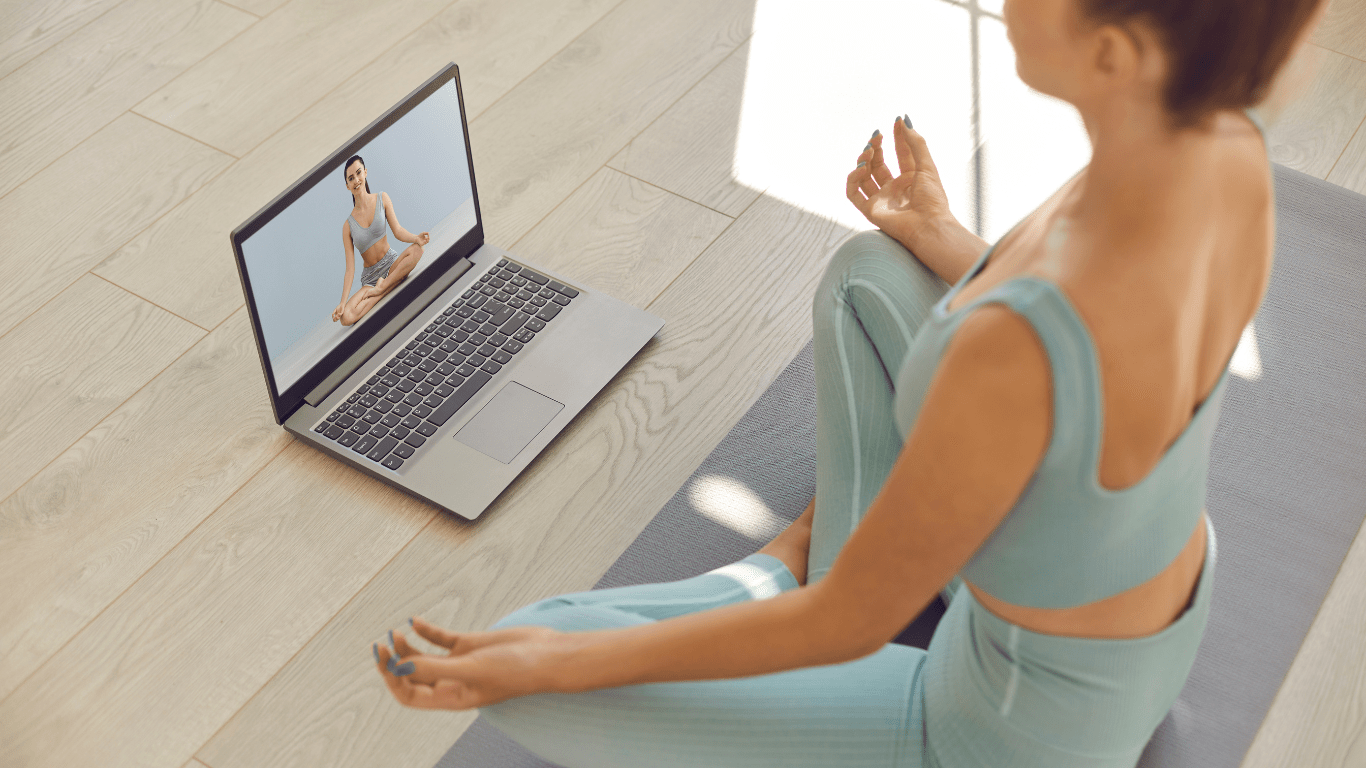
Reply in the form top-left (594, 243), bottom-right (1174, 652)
top-left (333, 155), bottom-right (429, 327)
top-left (371, 1), bottom-right (1327, 765)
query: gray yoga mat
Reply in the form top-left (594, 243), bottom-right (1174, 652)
top-left (437, 164), bottom-right (1366, 768)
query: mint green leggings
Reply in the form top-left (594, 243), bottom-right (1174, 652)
top-left (481, 231), bottom-right (1216, 767)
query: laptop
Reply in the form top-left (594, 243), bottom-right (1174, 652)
top-left (230, 63), bottom-right (664, 521)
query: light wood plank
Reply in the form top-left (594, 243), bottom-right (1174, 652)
top-left (0, 113), bottom-right (232, 339)
top-left (1325, 120), bottom-right (1366, 194)
top-left (1314, 0), bottom-right (1366, 61)
top-left (608, 40), bottom-right (762, 216)
top-left (0, 0), bottom-right (123, 78)
top-left (1241, 513), bottom-right (1366, 768)
top-left (0, 442), bottom-right (436, 768)
top-left (94, 0), bottom-right (620, 329)
top-left (0, 0), bottom-right (252, 199)
top-left (132, 0), bottom-right (463, 157)
top-left (199, 195), bottom-right (849, 768)
top-left (0, 273), bottom-right (201, 509)
top-left (1265, 44), bottom-right (1366, 179)
top-left (0, 310), bottom-right (290, 702)
top-left (472, 0), bottom-right (753, 247)
top-left (184, 760), bottom-right (212, 768)
top-left (508, 167), bottom-right (734, 305)
top-left (224, 0), bottom-right (283, 17)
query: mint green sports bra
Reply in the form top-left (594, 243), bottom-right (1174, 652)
top-left (892, 108), bottom-right (1268, 609)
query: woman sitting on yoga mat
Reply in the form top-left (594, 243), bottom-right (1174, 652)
top-left (332, 155), bottom-right (429, 327)
top-left (372, 1), bottom-right (1327, 765)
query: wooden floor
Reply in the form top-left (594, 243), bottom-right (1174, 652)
top-left (2, 1), bottom-right (1364, 766)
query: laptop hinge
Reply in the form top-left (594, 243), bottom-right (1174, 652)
top-left (303, 259), bottom-right (472, 407)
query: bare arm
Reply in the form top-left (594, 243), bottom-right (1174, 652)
top-left (382, 192), bottom-right (429, 246)
top-left (378, 306), bottom-right (1052, 709)
top-left (555, 306), bottom-right (1052, 688)
top-left (334, 223), bottom-right (356, 322)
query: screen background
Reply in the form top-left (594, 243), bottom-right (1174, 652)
top-left (240, 80), bottom-right (474, 391)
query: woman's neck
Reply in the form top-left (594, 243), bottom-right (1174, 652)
top-left (1066, 98), bottom-right (1222, 238)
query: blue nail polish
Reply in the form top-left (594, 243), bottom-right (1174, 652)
top-left (372, 643), bottom-right (380, 664)
top-left (904, 114), bottom-right (913, 130)
top-left (870, 129), bottom-right (881, 139)
top-left (864, 143), bottom-right (871, 151)
top-left (394, 662), bottom-right (415, 677)
top-left (388, 629), bottom-right (396, 651)
top-left (857, 161), bottom-right (866, 168)
top-left (408, 617), bottom-right (415, 628)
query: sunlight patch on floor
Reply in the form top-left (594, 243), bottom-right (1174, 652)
top-left (690, 475), bottom-right (784, 539)
top-left (1231, 321), bottom-right (1264, 380)
top-left (734, 0), bottom-right (1089, 242)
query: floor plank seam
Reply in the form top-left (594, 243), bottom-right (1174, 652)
top-left (463, 0), bottom-right (630, 125)
top-left (600, 30), bottom-right (755, 173)
top-left (191, 504), bottom-right (444, 762)
top-left (642, 190), bottom-right (765, 312)
top-left (600, 166), bottom-right (746, 220)
top-left (127, 110), bottom-right (242, 159)
top-left (503, 32), bottom-right (754, 251)
top-left (87, 272), bottom-right (212, 331)
top-left (1, 1), bottom-right (263, 199)
top-left (0, 433), bottom-right (293, 712)
top-left (211, 0), bottom-right (262, 19)
top-left (177, 0), bottom-right (473, 169)
top-left (1323, 114), bottom-right (1366, 182)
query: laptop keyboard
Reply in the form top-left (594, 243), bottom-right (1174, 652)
top-left (310, 259), bottom-right (579, 471)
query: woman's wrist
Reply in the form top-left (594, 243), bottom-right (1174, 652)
top-left (906, 216), bottom-right (989, 284)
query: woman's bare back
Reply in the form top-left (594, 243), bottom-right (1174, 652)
top-left (947, 111), bottom-right (1274, 639)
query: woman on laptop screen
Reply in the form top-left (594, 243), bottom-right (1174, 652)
top-left (332, 155), bottom-right (430, 327)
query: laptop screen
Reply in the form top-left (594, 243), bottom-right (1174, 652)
top-left (236, 73), bottom-right (477, 401)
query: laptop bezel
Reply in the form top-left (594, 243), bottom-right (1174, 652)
top-left (229, 62), bottom-right (483, 425)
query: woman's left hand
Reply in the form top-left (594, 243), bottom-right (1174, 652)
top-left (374, 617), bottom-right (565, 710)
top-left (418, 231), bottom-right (430, 246)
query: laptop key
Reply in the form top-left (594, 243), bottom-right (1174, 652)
top-left (362, 410), bottom-right (383, 424)
top-left (424, 394), bottom-right (443, 408)
top-left (481, 360), bottom-right (502, 375)
top-left (415, 382), bottom-right (434, 396)
top-left (522, 270), bottom-right (548, 286)
top-left (435, 383), bottom-right (455, 397)
top-left (468, 293), bottom-right (487, 308)
top-left (477, 322), bottom-right (497, 337)
top-left (360, 394), bottom-right (377, 408)
top-left (468, 354), bottom-right (487, 368)
top-left (536, 303), bottom-right (561, 322)
top-left (434, 325), bottom-right (452, 338)
top-left (418, 359), bottom-right (438, 373)
top-left (547, 280), bottom-right (572, 296)
top-left (392, 403), bottom-right (412, 416)
top-left (381, 413), bottom-right (401, 428)
top-left (437, 362), bottom-right (456, 376)
top-left (369, 424), bottom-right (389, 438)
top-left (385, 390), bottom-right (403, 403)
top-left (479, 284), bottom-right (496, 296)
top-left (326, 411), bottom-right (340, 422)
top-left (428, 370), bottom-right (493, 426)
top-left (490, 332), bottom-right (509, 346)
top-left (395, 379), bottom-right (415, 393)
top-left (425, 371), bottom-right (444, 385)
top-left (381, 455), bottom-right (404, 470)
top-left (391, 426), bottom-right (410, 440)
top-left (393, 363), bottom-right (412, 377)
top-left (325, 425), bottom-right (345, 440)
top-left (461, 319), bottom-right (480, 333)
top-left (337, 414), bottom-right (356, 430)
top-left (338, 431), bottom-right (359, 447)
top-left (473, 310), bottom-right (492, 323)
top-left (347, 404), bottom-right (366, 419)
top-left (401, 414), bottom-right (422, 430)
top-left (403, 393), bottom-right (423, 406)
top-left (405, 432), bottom-right (426, 448)
top-left (368, 436), bottom-right (398, 462)
top-left (374, 400), bottom-right (394, 414)
top-left (512, 329), bottom-right (534, 344)
top-left (501, 313), bottom-right (528, 335)
top-left (453, 330), bottom-right (470, 342)
top-left (394, 443), bottom-right (415, 459)
top-left (416, 421), bottom-right (437, 437)
top-left (314, 422), bottom-right (328, 433)
top-left (504, 340), bottom-right (523, 355)
top-left (504, 263), bottom-right (521, 273)
top-left (353, 435), bottom-right (378, 454)
top-left (413, 404), bottom-right (433, 419)
top-left (492, 350), bottom-right (512, 365)
top-left (551, 294), bottom-right (571, 306)
top-left (454, 305), bottom-right (473, 318)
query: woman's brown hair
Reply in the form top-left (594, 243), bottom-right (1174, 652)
top-left (1080, 0), bottom-right (1326, 128)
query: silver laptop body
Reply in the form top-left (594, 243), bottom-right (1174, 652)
top-left (230, 64), bottom-right (663, 521)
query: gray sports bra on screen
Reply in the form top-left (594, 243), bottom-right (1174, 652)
top-left (349, 193), bottom-right (388, 255)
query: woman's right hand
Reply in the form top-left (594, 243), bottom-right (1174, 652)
top-left (332, 303), bottom-right (344, 322)
top-left (846, 117), bottom-right (958, 253)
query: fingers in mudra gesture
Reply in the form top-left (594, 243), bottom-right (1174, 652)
top-left (373, 616), bottom-right (563, 710)
top-left (846, 116), bottom-right (955, 251)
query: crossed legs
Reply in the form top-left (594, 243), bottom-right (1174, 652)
top-left (341, 244), bottom-right (424, 326)
top-left (476, 231), bottom-right (953, 768)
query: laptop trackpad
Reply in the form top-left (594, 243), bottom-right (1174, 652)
top-left (454, 382), bottom-right (564, 464)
